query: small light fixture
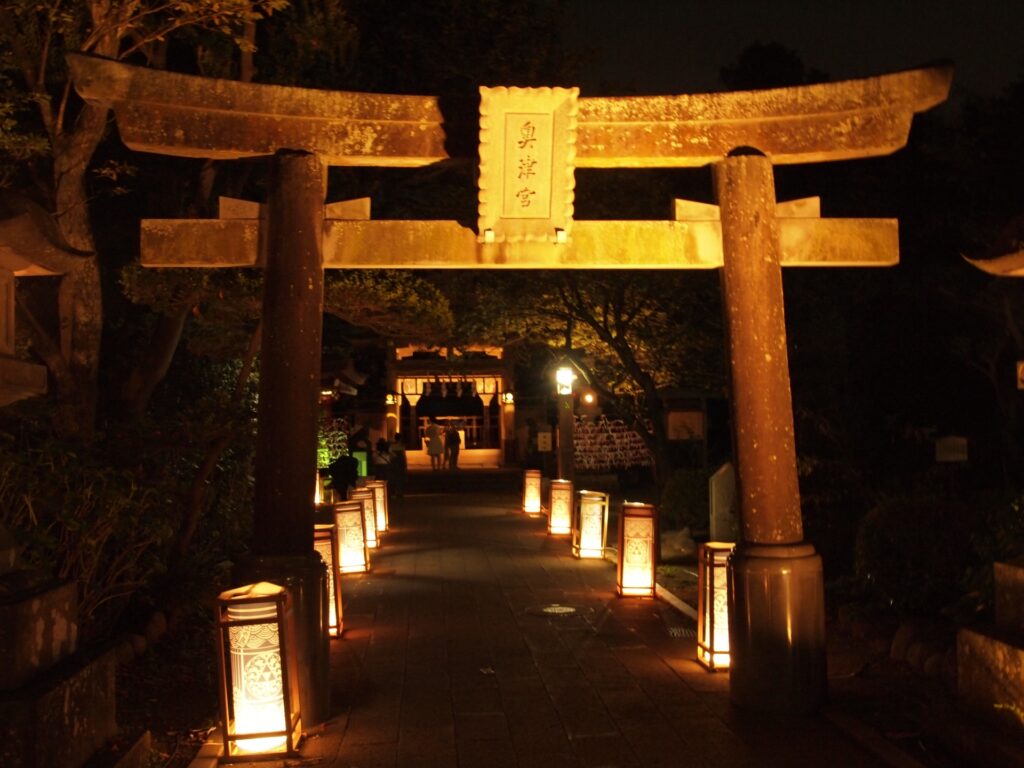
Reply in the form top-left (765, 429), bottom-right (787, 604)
top-left (348, 488), bottom-right (378, 549)
top-left (555, 365), bottom-right (575, 396)
top-left (523, 469), bottom-right (542, 515)
top-left (616, 501), bottom-right (658, 597)
top-left (582, 391), bottom-right (595, 405)
top-left (365, 479), bottom-right (389, 534)
top-left (502, 392), bottom-right (514, 405)
top-left (216, 582), bottom-right (302, 762)
top-left (333, 500), bottom-right (369, 573)
top-left (697, 542), bottom-right (734, 671)
top-left (555, 228), bottom-right (567, 244)
top-left (573, 490), bottom-right (609, 559)
top-left (483, 228), bottom-right (496, 243)
top-left (385, 392), bottom-right (398, 406)
top-left (548, 479), bottom-right (573, 535)
top-left (313, 524), bottom-right (343, 637)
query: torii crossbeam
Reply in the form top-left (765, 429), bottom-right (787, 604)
top-left (69, 54), bottom-right (951, 724)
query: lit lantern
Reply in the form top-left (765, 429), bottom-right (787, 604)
top-left (334, 501), bottom-right (369, 573)
top-left (349, 488), bottom-right (378, 549)
top-left (216, 582), bottom-right (302, 762)
top-left (522, 469), bottom-right (542, 515)
top-left (697, 542), bottom-right (734, 671)
top-left (314, 473), bottom-right (325, 505)
top-left (365, 479), bottom-right (389, 534)
top-left (548, 479), bottom-right (573, 535)
top-left (616, 502), bottom-right (658, 597)
top-left (573, 490), bottom-right (609, 559)
top-left (313, 524), bottom-right (343, 637)
top-left (555, 365), bottom-right (575, 395)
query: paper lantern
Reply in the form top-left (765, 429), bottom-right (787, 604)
top-left (216, 582), bottom-right (302, 761)
top-left (349, 488), bottom-right (378, 549)
top-left (313, 524), bottom-right (343, 637)
top-left (365, 479), bottom-right (389, 534)
top-left (547, 479), bottom-right (573, 535)
top-left (616, 501), bottom-right (657, 597)
top-left (333, 500), bottom-right (369, 574)
top-left (697, 542), bottom-right (734, 671)
top-left (522, 469), bottom-right (542, 515)
top-left (573, 490), bottom-right (609, 559)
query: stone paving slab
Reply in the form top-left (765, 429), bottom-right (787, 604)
top-left (198, 485), bottom-right (888, 768)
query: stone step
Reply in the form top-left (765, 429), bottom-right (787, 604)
top-left (957, 625), bottom-right (1024, 733)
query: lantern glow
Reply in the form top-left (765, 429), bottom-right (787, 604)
top-left (697, 542), bottom-right (734, 670)
top-left (334, 501), bottom-right (369, 573)
top-left (522, 469), bottom-right (542, 515)
top-left (216, 582), bottom-right (301, 761)
top-left (548, 479), bottom-right (573, 535)
top-left (573, 490), bottom-right (609, 559)
top-left (365, 479), bottom-right (389, 534)
top-left (616, 502), bottom-right (657, 597)
top-left (313, 524), bottom-right (343, 637)
top-left (555, 366), bottom-right (575, 395)
top-left (349, 488), bottom-right (378, 549)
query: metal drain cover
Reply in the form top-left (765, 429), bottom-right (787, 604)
top-left (668, 626), bottom-right (696, 639)
top-left (526, 604), bottom-right (578, 617)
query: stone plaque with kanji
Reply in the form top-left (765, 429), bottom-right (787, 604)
top-left (478, 86), bottom-right (578, 243)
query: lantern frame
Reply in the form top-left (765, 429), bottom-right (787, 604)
top-left (365, 479), bottom-right (389, 534)
top-left (696, 542), bottom-right (735, 671)
top-left (572, 490), bottom-right (609, 559)
top-left (547, 479), bottom-right (573, 535)
top-left (349, 487), bottom-right (378, 549)
top-left (216, 582), bottom-right (302, 763)
top-left (522, 469), bottom-right (542, 515)
top-left (616, 501), bottom-right (658, 597)
top-left (334, 500), bottom-right (370, 573)
top-left (313, 523), bottom-right (343, 637)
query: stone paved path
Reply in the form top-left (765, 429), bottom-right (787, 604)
top-left (292, 487), bottom-right (884, 768)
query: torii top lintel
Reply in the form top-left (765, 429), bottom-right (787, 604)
top-left (67, 54), bottom-right (951, 168)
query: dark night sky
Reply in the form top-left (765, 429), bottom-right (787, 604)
top-left (564, 0), bottom-right (1024, 102)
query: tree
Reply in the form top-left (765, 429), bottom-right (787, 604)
top-left (0, 0), bottom-right (285, 440)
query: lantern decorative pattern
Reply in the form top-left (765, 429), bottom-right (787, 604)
top-left (573, 490), bottom-right (609, 559)
top-left (548, 479), bottom-right (573, 535)
top-left (349, 488), bottom-right (378, 549)
top-left (523, 469), bottom-right (542, 515)
top-left (216, 582), bottom-right (301, 762)
top-left (616, 502), bottom-right (657, 597)
top-left (313, 523), bottom-right (343, 637)
top-left (365, 479), bottom-right (389, 534)
top-left (697, 542), bottom-right (734, 670)
top-left (334, 500), bottom-right (369, 573)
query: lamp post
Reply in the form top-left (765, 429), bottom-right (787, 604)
top-left (555, 365), bottom-right (576, 483)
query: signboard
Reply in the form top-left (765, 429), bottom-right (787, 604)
top-left (935, 435), bottom-right (968, 463)
top-left (478, 86), bottom-right (578, 243)
top-left (536, 430), bottom-right (552, 452)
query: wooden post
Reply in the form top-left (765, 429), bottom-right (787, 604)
top-left (557, 392), bottom-right (575, 483)
top-left (714, 152), bottom-right (826, 714)
top-left (253, 151), bottom-right (325, 555)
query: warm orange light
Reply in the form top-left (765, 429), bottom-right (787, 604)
top-left (314, 473), bottom-right (324, 505)
top-left (582, 392), bottom-right (595, 405)
top-left (697, 542), bottom-right (734, 670)
top-left (365, 479), bottom-right (389, 534)
top-left (216, 582), bottom-right (301, 761)
top-left (573, 490), bottom-right (609, 559)
top-left (334, 501), bottom-right (369, 573)
top-left (548, 479), bottom-right (573, 535)
top-left (555, 366), bottom-right (575, 395)
top-left (523, 469), bottom-right (542, 515)
top-left (616, 502), bottom-right (657, 597)
top-left (349, 488), bottom-right (378, 549)
top-left (313, 524), bottom-right (343, 637)
top-left (502, 392), bottom-right (514, 405)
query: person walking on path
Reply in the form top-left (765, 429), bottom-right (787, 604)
top-left (426, 419), bottom-right (444, 471)
top-left (388, 433), bottom-right (407, 500)
top-left (444, 423), bottom-right (461, 470)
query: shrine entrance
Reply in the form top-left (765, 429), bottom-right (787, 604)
top-left (69, 53), bottom-right (951, 721)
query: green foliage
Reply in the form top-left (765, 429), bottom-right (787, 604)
top-left (854, 492), bottom-right (977, 617)
top-left (317, 415), bottom-right (348, 468)
top-left (324, 270), bottom-right (453, 340)
top-left (0, 419), bottom-right (175, 641)
top-left (659, 468), bottom-right (709, 531)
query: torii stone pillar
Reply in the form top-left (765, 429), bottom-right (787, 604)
top-left (233, 150), bottom-right (330, 727)
top-left (715, 151), bottom-right (825, 712)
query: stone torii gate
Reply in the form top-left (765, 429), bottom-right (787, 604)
top-left (69, 54), bottom-right (950, 719)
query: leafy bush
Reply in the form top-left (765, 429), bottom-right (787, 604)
top-left (660, 468), bottom-right (709, 531)
top-left (854, 492), bottom-right (975, 617)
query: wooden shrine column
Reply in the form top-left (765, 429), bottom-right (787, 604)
top-left (714, 151), bottom-right (826, 714)
top-left (253, 151), bottom-right (325, 554)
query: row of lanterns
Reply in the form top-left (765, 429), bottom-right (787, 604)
top-left (522, 469), bottom-right (734, 672)
top-left (215, 475), bottom-right (390, 761)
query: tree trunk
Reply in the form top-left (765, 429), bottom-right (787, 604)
top-left (121, 296), bottom-right (197, 418)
